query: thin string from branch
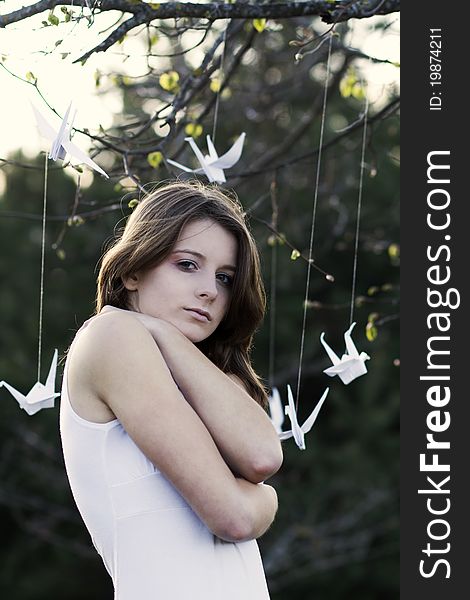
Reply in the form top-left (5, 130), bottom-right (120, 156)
top-left (294, 32), bottom-right (333, 410)
top-left (212, 20), bottom-right (229, 144)
top-left (268, 175), bottom-right (279, 390)
top-left (349, 77), bottom-right (369, 325)
top-left (52, 174), bottom-right (82, 251)
top-left (37, 153), bottom-right (48, 381)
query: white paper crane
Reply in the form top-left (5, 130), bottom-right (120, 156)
top-left (32, 102), bottom-right (109, 178)
top-left (0, 350), bottom-right (60, 416)
top-left (320, 322), bottom-right (370, 385)
top-left (268, 387), bottom-right (285, 434)
top-left (278, 385), bottom-right (329, 450)
top-left (167, 132), bottom-right (245, 183)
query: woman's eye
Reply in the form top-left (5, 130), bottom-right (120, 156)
top-left (217, 273), bottom-right (233, 286)
top-left (178, 260), bottom-right (197, 270)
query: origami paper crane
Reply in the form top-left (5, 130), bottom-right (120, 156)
top-left (167, 132), bottom-right (246, 183)
top-left (320, 322), bottom-right (370, 385)
top-left (0, 349), bottom-right (60, 416)
top-left (32, 102), bottom-right (109, 178)
top-left (268, 387), bottom-right (285, 434)
top-left (278, 385), bottom-right (329, 450)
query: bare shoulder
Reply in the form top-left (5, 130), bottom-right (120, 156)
top-left (82, 309), bottom-right (146, 343)
top-left (67, 311), bottom-right (153, 423)
top-left (75, 311), bottom-right (151, 364)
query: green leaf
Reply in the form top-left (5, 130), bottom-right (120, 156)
top-left (355, 296), bottom-right (365, 307)
top-left (185, 123), bottom-right (203, 138)
top-left (25, 71), bottom-right (37, 83)
top-left (351, 82), bottom-right (366, 100)
top-left (267, 235), bottom-right (277, 247)
top-left (64, 12), bottom-right (71, 23)
top-left (290, 249), bottom-right (300, 260)
top-left (67, 215), bottom-right (85, 227)
top-left (147, 151), bottom-right (163, 168)
top-left (366, 322), bottom-right (378, 342)
top-left (367, 285), bottom-right (379, 296)
top-left (253, 19), bottom-right (267, 33)
top-left (339, 77), bottom-right (352, 98)
top-left (48, 12), bottom-right (59, 26)
top-left (221, 87), bottom-right (232, 100)
top-left (339, 67), bottom-right (366, 100)
top-left (210, 78), bottom-right (221, 93)
top-left (159, 70), bottom-right (180, 92)
top-left (388, 243), bottom-right (400, 259)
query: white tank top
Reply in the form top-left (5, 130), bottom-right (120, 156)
top-left (59, 318), bottom-right (271, 599)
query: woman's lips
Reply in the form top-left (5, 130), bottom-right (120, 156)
top-left (184, 309), bottom-right (210, 322)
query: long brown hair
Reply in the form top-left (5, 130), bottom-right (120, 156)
top-left (96, 180), bottom-right (268, 408)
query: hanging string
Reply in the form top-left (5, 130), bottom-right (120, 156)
top-left (349, 79), bottom-right (370, 326)
top-left (37, 153), bottom-right (49, 380)
top-left (52, 173), bottom-right (82, 251)
top-left (268, 176), bottom-right (279, 390)
top-left (212, 20), bottom-right (229, 144)
top-left (294, 33), bottom-right (334, 410)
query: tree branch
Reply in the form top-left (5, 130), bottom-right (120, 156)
top-left (229, 97), bottom-right (400, 181)
top-left (1, 2), bottom-right (401, 62)
top-left (1, 1), bottom-right (401, 28)
top-left (74, 12), bottom-right (149, 63)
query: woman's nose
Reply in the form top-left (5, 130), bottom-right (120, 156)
top-left (195, 275), bottom-right (218, 300)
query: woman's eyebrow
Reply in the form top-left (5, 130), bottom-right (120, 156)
top-left (172, 249), bottom-right (237, 272)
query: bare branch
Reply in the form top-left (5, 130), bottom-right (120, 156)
top-left (1, 1), bottom-right (401, 27)
top-left (228, 97), bottom-right (400, 181)
top-left (1, 2), bottom-right (400, 61)
top-left (74, 11), bottom-right (150, 64)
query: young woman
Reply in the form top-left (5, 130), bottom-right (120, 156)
top-left (60, 180), bottom-right (283, 599)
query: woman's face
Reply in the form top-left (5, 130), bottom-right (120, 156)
top-left (124, 218), bottom-right (238, 343)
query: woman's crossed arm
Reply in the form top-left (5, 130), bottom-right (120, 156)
top-left (100, 307), bottom-right (283, 484)
top-left (77, 311), bottom-right (278, 542)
